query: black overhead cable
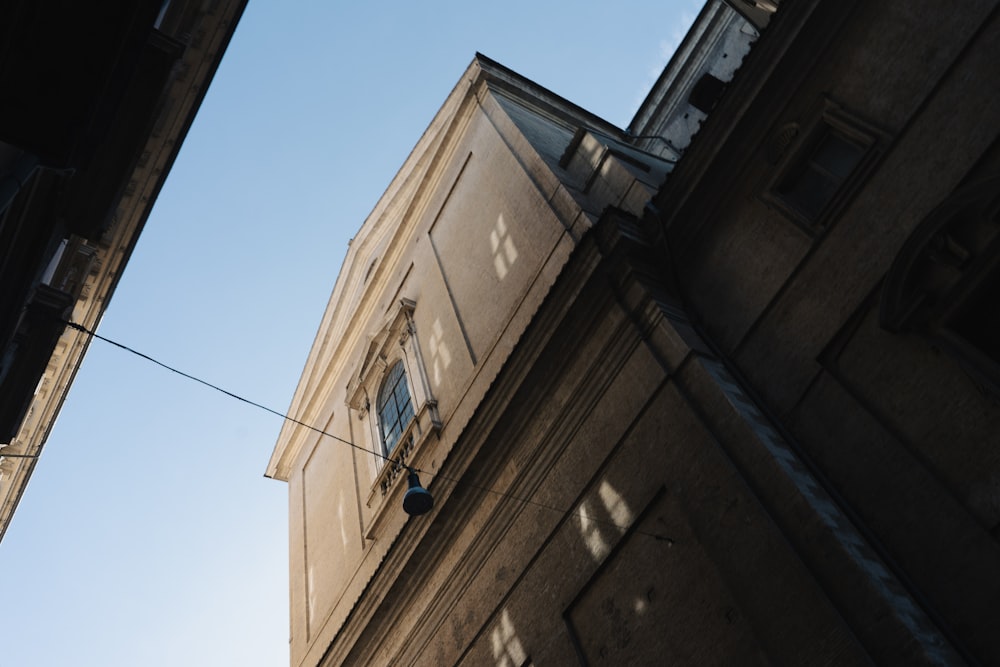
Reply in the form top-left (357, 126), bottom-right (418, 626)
top-left (62, 320), bottom-right (381, 462)
top-left (62, 319), bottom-right (675, 543)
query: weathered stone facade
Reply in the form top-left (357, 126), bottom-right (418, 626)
top-left (269, 1), bottom-right (999, 664)
top-left (0, 0), bottom-right (247, 543)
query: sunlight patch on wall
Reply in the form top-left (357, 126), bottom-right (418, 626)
top-left (307, 565), bottom-right (316, 631)
top-left (338, 491), bottom-right (347, 548)
top-left (491, 609), bottom-right (528, 667)
top-left (578, 481), bottom-right (633, 561)
top-left (428, 317), bottom-right (452, 388)
top-left (599, 481), bottom-right (633, 530)
top-left (578, 500), bottom-right (609, 560)
top-left (490, 213), bottom-right (519, 280)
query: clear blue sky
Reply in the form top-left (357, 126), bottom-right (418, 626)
top-left (0, 2), bottom-right (702, 664)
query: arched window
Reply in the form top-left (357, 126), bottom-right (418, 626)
top-left (377, 360), bottom-right (415, 455)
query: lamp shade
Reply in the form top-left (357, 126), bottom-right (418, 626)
top-left (402, 471), bottom-right (434, 516)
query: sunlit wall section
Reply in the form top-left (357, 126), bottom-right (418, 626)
top-left (266, 54), bottom-right (666, 666)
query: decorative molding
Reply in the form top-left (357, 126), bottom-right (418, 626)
top-left (364, 399), bottom-right (441, 541)
top-left (341, 298), bottom-right (443, 539)
top-left (764, 121), bottom-right (799, 164)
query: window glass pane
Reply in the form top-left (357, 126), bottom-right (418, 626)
top-left (379, 362), bottom-right (403, 406)
top-left (379, 403), bottom-right (394, 441)
top-left (777, 127), bottom-right (867, 222)
top-left (812, 133), bottom-right (864, 179)
top-left (783, 164), bottom-right (838, 220)
top-left (376, 360), bottom-right (415, 455)
top-left (399, 396), bottom-right (414, 428)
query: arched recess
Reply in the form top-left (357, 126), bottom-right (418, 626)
top-left (880, 174), bottom-right (1000, 396)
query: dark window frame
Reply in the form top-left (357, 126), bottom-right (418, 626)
top-left (763, 98), bottom-right (885, 234)
top-left (376, 360), bottom-right (415, 456)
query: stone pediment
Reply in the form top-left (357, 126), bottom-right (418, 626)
top-left (347, 299), bottom-right (416, 413)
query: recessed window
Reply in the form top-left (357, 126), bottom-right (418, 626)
top-left (777, 130), bottom-right (866, 221)
top-left (764, 98), bottom-right (883, 233)
top-left (377, 360), bottom-right (415, 456)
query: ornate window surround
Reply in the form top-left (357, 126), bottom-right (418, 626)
top-left (346, 298), bottom-right (442, 521)
top-left (880, 174), bottom-right (1000, 396)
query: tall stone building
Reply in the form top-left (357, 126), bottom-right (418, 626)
top-left (0, 0), bottom-right (247, 541)
top-left (268, 0), bottom-right (999, 664)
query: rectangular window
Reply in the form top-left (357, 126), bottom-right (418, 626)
top-left (764, 98), bottom-right (884, 233)
top-left (777, 130), bottom-right (866, 220)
